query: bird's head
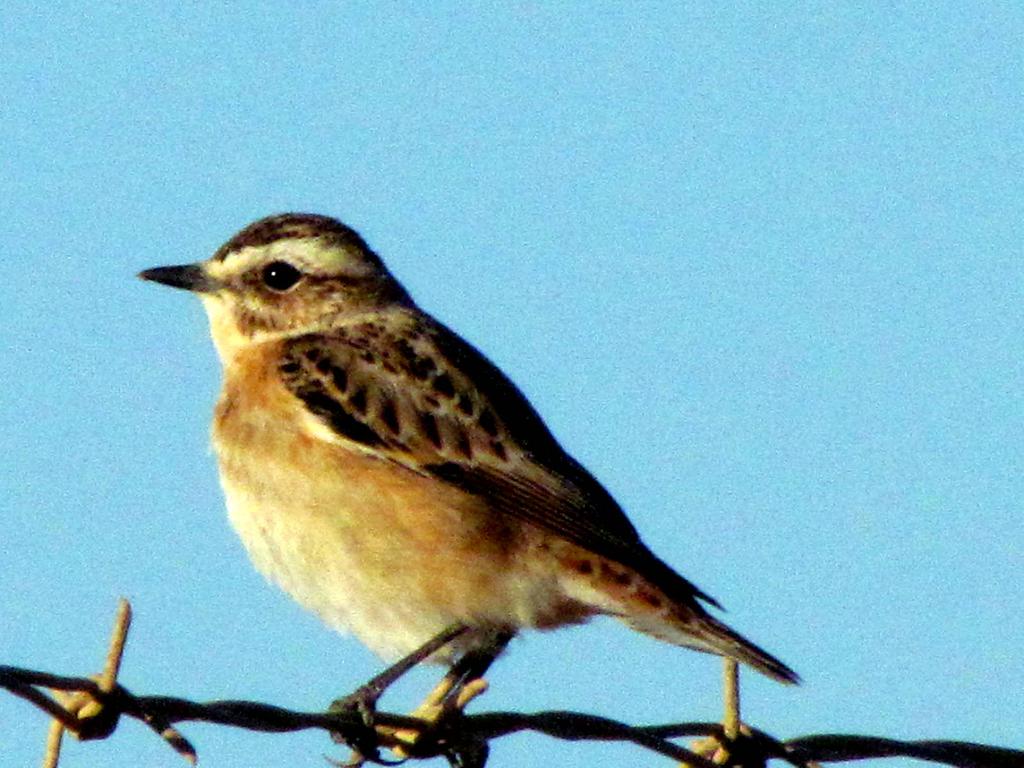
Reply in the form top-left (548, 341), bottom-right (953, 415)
top-left (139, 213), bottom-right (411, 361)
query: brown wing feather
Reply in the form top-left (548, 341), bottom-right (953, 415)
top-left (279, 311), bottom-right (720, 610)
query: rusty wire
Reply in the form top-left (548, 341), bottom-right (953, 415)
top-left (2, 600), bottom-right (1020, 768)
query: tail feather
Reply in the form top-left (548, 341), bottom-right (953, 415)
top-left (623, 609), bottom-right (799, 685)
top-left (690, 613), bottom-right (800, 684)
top-left (634, 554), bottom-right (798, 683)
top-left (553, 545), bottom-right (798, 683)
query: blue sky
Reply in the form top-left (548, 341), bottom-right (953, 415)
top-left (2, 4), bottom-right (1021, 767)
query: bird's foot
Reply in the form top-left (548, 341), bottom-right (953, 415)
top-left (411, 671), bottom-right (489, 724)
top-left (331, 683), bottom-right (382, 724)
top-left (326, 673), bottom-right (491, 765)
top-left (328, 685), bottom-right (387, 765)
top-left (386, 673), bottom-right (490, 762)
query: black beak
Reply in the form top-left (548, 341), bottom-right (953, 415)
top-left (138, 264), bottom-right (221, 293)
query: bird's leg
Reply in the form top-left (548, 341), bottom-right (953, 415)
top-left (409, 629), bottom-right (514, 721)
top-left (444, 629), bottom-right (514, 707)
top-left (331, 624), bottom-right (471, 717)
top-left (329, 625), bottom-right (472, 764)
top-left (378, 630), bottom-right (513, 764)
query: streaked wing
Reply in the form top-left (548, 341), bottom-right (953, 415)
top-left (279, 311), bottom-right (719, 609)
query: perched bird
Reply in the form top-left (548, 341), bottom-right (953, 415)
top-left (140, 213), bottom-right (797, 702)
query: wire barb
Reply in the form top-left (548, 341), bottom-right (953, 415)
top-left (41, 598), bottom-right (133, 768)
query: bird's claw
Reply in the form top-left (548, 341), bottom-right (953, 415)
top-left (328, 687), bottom-right (386, 763)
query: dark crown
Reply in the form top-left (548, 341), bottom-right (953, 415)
top-left (213, 213), bottom-right (373, 262)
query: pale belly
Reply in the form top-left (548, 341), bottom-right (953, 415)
top-left (212, 407), bottom-right (591, 661)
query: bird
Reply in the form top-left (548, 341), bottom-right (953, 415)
top-left (139, 212), bottom-right (798, 708)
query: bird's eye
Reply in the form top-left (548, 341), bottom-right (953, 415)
top-left (261, 261), bottom-right (302, 292)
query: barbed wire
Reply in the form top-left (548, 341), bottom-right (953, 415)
top-left (2, 600), bottom-right (1020, 768)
